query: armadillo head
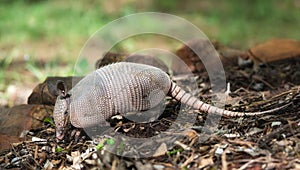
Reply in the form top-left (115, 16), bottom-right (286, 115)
top-left (53, 81), bottom-right (70, 141)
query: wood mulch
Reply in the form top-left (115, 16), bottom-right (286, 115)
top-left (0, 39), bottom-right (299, 169)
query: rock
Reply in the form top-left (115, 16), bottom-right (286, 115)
top-left (125, 54), bottom-right (169, 73)
top-left (0, 104), bottom-right (52, 151)
top-left (95, 52), bottom-right (126, 69)
top-left (28, 77), bottom-right (82, 105)
top-left (0, 105), bottom-right (52, 135)
top-left (0, 133), bottom-right (21, 152)
top-left (245, 38), bottom-right (300, 66)
top-left (172, 39), bottom-right (244, 74)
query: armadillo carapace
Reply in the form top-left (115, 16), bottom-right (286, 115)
top-left (53, 62), bottom-right (286, 140)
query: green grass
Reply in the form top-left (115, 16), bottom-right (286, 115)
top-left (0, 0), bottom-right (299, 94)
top-left (0, 0), bottom-right (117, 91)
top-left (149, 0), bottom-right (300, 48)
top-left (181, 0), bottom-right (300, 48)
top-left (0, 1), bottom-right (108, 43)
top-left (1, 1), bottom-right (298, 52)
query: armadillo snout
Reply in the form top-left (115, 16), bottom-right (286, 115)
top-left (56, 127), bottom-right (65, 141)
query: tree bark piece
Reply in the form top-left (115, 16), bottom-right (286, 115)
top-left (246, 38), bottom-right (300, 66)
top-left (28, 77), bottom-right (82, 105)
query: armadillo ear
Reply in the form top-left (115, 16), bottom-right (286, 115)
top-left (56, 80), bottom-right (67, 97)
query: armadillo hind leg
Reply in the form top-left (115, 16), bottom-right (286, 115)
top-left (124, 102), bottom-right (166, 123)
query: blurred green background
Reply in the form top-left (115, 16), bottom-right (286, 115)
top-left (0, 0), bottom-right (299, 105)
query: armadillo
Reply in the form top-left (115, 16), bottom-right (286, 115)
top-left (53, 62), bottom-right (287, 141)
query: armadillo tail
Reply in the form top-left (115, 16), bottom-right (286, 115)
top-left (169, 82), bottom-right (288, 117)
